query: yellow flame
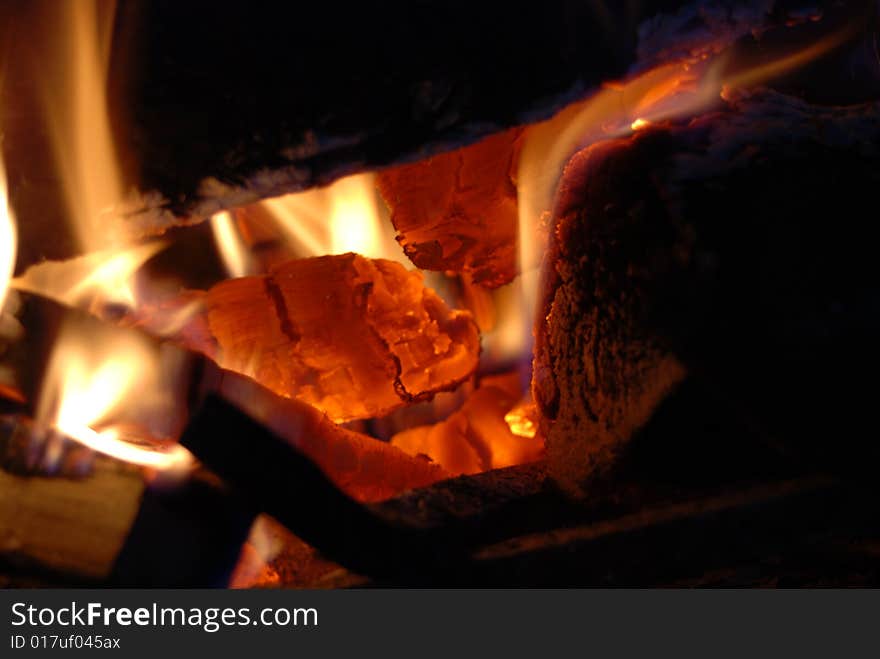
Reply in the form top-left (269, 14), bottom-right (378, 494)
top-left (12, 242), bottom-right (165, 310)
top-left (38, 0), bottom-right (125, 252)
top-left (37, 324), bottom-right (193, 472)
top-left (0, 157), bottom-right (16, 311)
top-left (328, 175), bottom-right (383, 256)
top-left (259, 173), bottom-right (407, 264)
top-left (211, 210), bottom-right (252, 278)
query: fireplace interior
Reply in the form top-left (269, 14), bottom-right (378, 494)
top-left (1, 0), bottom-right (879, 587)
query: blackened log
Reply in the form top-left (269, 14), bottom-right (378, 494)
top-left (535, 88), bottom-right (880, 495)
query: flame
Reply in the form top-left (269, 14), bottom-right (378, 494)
top-left (36, 324), bottom-right (193, 472)
top-left (258, 173), bottom-right (408, 264)
top-left (18, 1), bottom-right (195, 472)
top-left (519, 27), bottom-right (856, 258)
top-left (38, 0), bottom-right (126, 251)
top-left (13, 242), bottom-right (165, 310)
top-left (0, 157), bottom-right (16, 310)
top-left (211, 210), bottom-right (252, 278)
top-left (514, 22), bottom-right (858, 354)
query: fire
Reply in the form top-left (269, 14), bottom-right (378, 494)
top-left (210, 173), bottom-right (408, 277)
top-left (504, 403), bottom-right (538, 439)
top-left (38, 0), bottom-right (126, 252)
top-left (0, 157), bottom-right (16, 311)
top-left (257, 173), bottom-right (407, 264)
top-left (13, 243), bottom-right (165, 310)
top-left (518, 26), bottom-right (857, 251)
top-left (36, 324), bottom-right (193, 472)
top-left (13, 0), bottom-right (194, 472)
top-left (513, 21), bottom-right (859, 367)
top-left (211, 211), bottom-right (252, 278)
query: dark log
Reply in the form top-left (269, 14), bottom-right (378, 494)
top-left (109, 0), bottom-right (879, 226)
top-left (535, 89), bottom-right (880, 495)
top-left (109, 0), bottom-right (676, 227)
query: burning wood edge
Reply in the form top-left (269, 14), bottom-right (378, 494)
top-left (535, 89), bottom-right (880, 495)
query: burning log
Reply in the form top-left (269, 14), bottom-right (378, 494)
top-left (536, 89), bottom-right (880, 495)
top-left (377, 129), bottom-right (522, 287)
top-left (183, 253), bottom-right (480, 423)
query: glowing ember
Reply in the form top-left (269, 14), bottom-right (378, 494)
top-left (391, 373), bottom-right (543, 475)
top-left (202, 253), bottom-right (480, 422)
top-left (630, 118), bottom-right (652, 131)
top-left (504, 402), bottom-right (538, 439)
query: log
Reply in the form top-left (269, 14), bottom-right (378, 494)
top-left (377, 129), bottom-right (522, 288)
top-left (108, 0), bottom-right (680, 229)
top-left (535, 89), bottom-right (880, 495)
top-left (391, 372), bottom-right (544, 475)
